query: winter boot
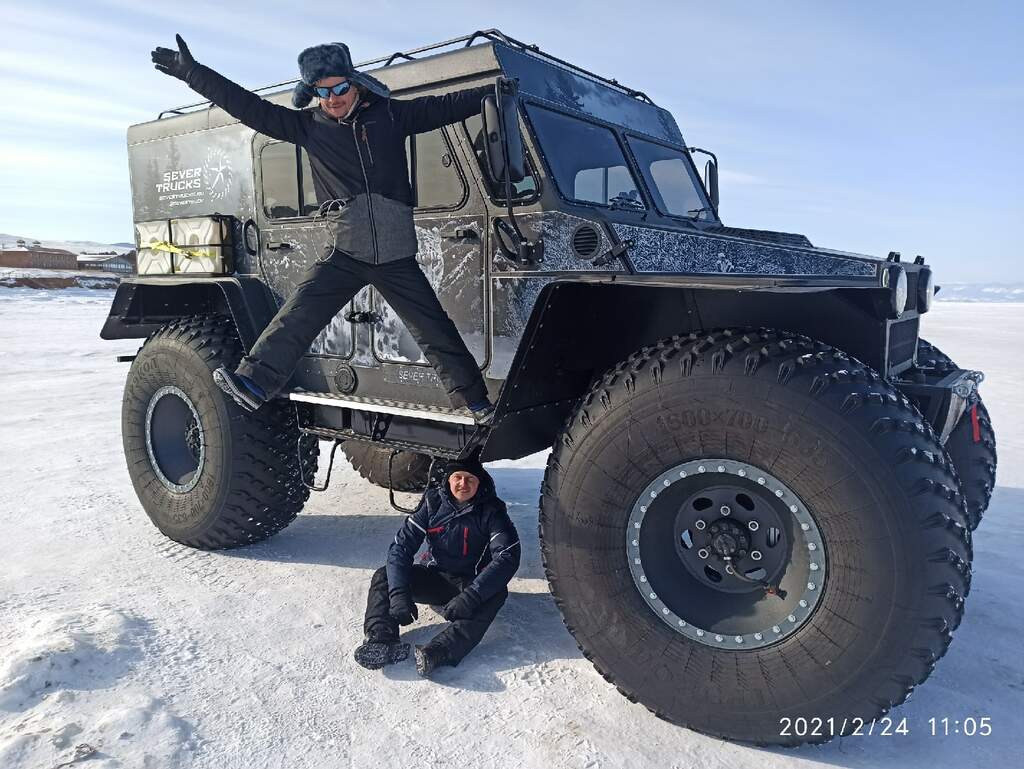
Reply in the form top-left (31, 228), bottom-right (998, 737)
top-left (213, 366), bottom-right (266, 412)
top-left (353, 638), bottom-right (410, 670)
top-left (468, 399), bottom-right (495, 425)
top-left (414, 645), bottom-right (445, 678)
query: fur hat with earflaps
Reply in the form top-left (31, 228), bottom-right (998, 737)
top-left (292, 42), bottom-right (390, 108)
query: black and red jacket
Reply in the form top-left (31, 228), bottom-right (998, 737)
top-left (386, 470), bottom-right (520, 601)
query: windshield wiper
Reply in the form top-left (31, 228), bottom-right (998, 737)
top-left (687, 206), bottom-right (714, 219)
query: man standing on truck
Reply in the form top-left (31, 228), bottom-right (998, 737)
top-left (151, 36), bottom-right (496, 422)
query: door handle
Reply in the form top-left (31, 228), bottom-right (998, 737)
top-left (266, 241), bottom-right (294, 251)
top-left (440, 227), bottom-right (479, 240)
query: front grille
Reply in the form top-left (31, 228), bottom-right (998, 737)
top-left (888, 317), bottom-right (919, 372)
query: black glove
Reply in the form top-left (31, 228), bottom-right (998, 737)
top-left (152, 34), bottom-right (198, 82)
top-left (389, 589), bottom-right (418, 626)
top-left (442, 588), bottom-right (482, 621)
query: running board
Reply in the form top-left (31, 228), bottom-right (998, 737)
top-left (287, 391), bottom-right (476, 426)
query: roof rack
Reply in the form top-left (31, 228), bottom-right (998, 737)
top-left (157, 29), bottom-right (653, 119)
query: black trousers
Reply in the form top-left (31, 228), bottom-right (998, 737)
top-left (236, 249), bottom-right (488, 408)
top-left (363, 565), bottom-right (507, 666)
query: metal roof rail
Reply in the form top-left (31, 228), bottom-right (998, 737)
top-left (157, 28), bottom-right (652, 119)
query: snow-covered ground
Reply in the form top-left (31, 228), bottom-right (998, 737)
top-left (0, 288), bottom-right (1021, 769)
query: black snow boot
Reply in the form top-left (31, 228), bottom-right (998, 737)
top-left (213, 366), bottom-right (266, 412)
top-left (354, 638), bottom-right (410, 670)
top-left (414, 645), bottom-right (446, 678)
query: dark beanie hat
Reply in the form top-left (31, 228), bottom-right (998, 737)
top-left (444, 457), bottom-right (485, 482)
top-left (292, 42), bottom-right (390, 108)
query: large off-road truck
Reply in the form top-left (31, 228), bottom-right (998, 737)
top-left (104, 31), bottom-right (996, 745)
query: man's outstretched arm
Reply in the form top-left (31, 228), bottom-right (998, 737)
top-left (393, 84), bottom-right (495, 136)
top-left (152, 34), bottom-right (309, 146)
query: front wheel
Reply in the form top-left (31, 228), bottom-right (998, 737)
top-left (122, 315), bottom-right (318, 549)
top-left (540, 329), bottom-right (972, 745)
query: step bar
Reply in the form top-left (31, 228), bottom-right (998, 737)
top-left (288, 392), bottom-right (476, 426)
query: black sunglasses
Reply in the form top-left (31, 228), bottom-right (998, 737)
top-left (314, 81), bottom-right (354, 99)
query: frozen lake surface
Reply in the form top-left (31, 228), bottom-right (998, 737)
top-left (1, 288), bottom-right (1021, 768)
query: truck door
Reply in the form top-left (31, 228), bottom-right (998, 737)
top-left (370, 127), bottom-right (488, 376)
top-left (253, 137), bottom-right (372, 364)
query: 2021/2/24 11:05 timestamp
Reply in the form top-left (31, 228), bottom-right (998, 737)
top-left (777, 716), bottom-right (993, 738)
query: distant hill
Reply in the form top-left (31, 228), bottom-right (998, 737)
top-left (0, 233), bottom-right (133, 256)
top-left (936, 283), bottom-right (1024, 302)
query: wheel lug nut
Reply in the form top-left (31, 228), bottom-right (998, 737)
top-left (751, 550), bottom-right (762, 561)
top-left (747, 520), bottom-right (759, 531)
top-left (694, 519), bottom-right (706, 531)
top-left (725, 565), bottom-right (735, 574)
top-left (697, 548), bottom-right (709, 559)
top-left (720, 505), bottom-right (731, 516)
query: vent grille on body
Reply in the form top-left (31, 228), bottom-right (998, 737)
top-left (571, 224), bottom-right (601, 260)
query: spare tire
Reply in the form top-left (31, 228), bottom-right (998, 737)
top-left (342, 443), bottom-right (432, 492)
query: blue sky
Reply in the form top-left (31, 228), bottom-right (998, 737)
top-left (0, 0), bottom-right (1020, 282)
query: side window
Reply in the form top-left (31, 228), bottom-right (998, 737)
top-left (524, 104), bottom-right (643, 210)
top-left (260, 142), bottom-right (299, 218)
top-left (410, 128), bottom-right (465, 210)
top-left (574, 166), bottom-right (637, 206)
top-left (463, 113), bottom-right (538, 202)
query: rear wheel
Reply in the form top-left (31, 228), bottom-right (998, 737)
top-left (916, 338), bottom-right (997, 529)
top-left (122, 316), bottom-right (318, 549)
top-left (540, 329), bottom-right (972, 745)
top-left (342, 443), bottom-right (432, 492)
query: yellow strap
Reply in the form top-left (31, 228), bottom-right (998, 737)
top-left (148, 241), bottom-right (213, 260)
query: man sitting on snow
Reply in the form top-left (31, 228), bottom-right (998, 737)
top-left (355, 458), bottom-right (520, 676)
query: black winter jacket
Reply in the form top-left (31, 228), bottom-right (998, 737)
top-left (386, 471), bottom-right (520, 602)
top-left (185, 65), bottom-right (493, 263)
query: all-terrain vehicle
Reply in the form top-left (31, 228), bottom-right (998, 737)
top-left (104, 31), bottom-right (996, 745)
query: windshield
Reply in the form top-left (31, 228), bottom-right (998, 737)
top-left (525, 103), bottom-right (644, 210)
top-left (626, 136), bottom-right (711, 220)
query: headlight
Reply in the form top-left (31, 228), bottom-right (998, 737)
top-left (917, 268), bottom-right (934, 313)
top-left (888, 265), bottom-right (908, 317)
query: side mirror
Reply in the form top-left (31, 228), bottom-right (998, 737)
top-left (481, 86), bottom-right (526, 185)
top-left (704, 159), bottom-right (719, 210)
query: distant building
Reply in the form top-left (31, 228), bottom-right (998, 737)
top-left (78, 251), bottom-right (137, 275)
top-left (0, 245), bottom-right (78, 270)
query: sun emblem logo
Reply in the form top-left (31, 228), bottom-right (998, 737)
top-left (203, 148), bottom-right (233, 201)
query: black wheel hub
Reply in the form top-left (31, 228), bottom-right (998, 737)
top-left (628, 459), bottom-right (826, 649)
top-left (145, 386), bottom-right (206, 494)
top-left (709, 518), bottom-right (748, 557)
top-left (673, 484), bottom-right (790, 595)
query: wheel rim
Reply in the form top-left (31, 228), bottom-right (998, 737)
top-left (145, 385), bottom-right (206, 493)
top-left (626, 458), bottom-right (827, 650)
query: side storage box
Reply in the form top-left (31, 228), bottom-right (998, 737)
top-left (135, 221), bottom-right (173, 275)
top-left (170, 216), bottom-right (233, 275)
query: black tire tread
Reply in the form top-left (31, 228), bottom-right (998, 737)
top-left (916, 338), bottom-right (997, 529)
top-left (342, 443), bottom-right (432, 493)
top-left (125, 315), bottom-right (318, 549)
top-left (539, 328), bottom-right (972, 746)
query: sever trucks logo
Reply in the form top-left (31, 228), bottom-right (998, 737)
top-left (204, 147), bottom-right (233, 201)
top-left (154, 148), bottom-right (233, 207)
